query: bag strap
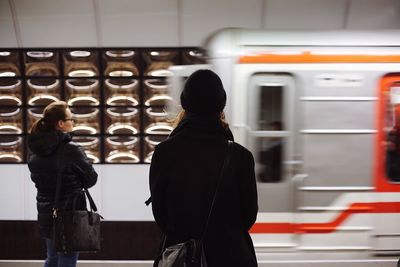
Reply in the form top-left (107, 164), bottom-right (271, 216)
top-left (83, 188), bottom-right (98, 212)
top-left (53, 143), bottom-right (98, 217)
top-left (200, 140), bottom-right (233, 242)
top-left (68, 163), bottom-right (98, 212)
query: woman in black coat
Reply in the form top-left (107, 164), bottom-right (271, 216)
top-left (28, 101), bottom-right (97, 267)
top-left (150, 70), bottom-right (258, 266)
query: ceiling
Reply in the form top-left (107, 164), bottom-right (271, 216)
top-left (0, 0), bottom-right (399, 48)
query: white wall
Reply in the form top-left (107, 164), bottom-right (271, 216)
top-left (0, 164), bottom-right (154, 221)
top-left (0, 0), bottom-right (399, 47)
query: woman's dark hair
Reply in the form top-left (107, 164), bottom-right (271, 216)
top-left (173, 110), bottom-right (229, 129)
top-left (30, 101), bottom-right (69, 133)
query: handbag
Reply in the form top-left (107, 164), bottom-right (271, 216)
top-left (155, 141), bottom-right (233, 267)
top-left (52, 144), bottom-right (102, 253)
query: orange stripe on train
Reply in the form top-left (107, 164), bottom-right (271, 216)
top-left (239, 52), bottom-right (400, 64)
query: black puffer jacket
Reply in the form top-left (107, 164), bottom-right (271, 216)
top-left (28, 130), bottom-right (98, 238)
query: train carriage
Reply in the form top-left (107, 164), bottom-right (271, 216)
top-left (169, 29), bottom-right (400, 261)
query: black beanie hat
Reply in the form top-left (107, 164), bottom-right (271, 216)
top-left (180, 69), bottom-right (226, 114)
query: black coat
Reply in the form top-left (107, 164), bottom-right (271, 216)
top-left (150, 116), bottom-right (258, 267)
top-left (28, 130), bottom-right (98, 238)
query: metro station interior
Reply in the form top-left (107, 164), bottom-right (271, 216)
top-left (1, 0), bottom-right (400, 266)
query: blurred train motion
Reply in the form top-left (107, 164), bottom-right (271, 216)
top-left (168, 29), bottom-right (400, 261)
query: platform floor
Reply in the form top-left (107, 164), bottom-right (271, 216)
top-left (0, 259), bottom-right (398, 267)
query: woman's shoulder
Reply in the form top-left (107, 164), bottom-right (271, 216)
top-left (154, 136), bottom-right (175, 154)
top-left (230, 141), bottom-right (254, 161)
top-left (231, 141), bottom-right (251, 154)
top-left (63, 141), bottom-right (84, 154)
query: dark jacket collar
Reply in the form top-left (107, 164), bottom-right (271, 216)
top-left (28, 130), bottom-right (72, 156)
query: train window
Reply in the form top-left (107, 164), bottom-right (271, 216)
top-left (257, 137), bottom-right (284, 182)
top-left (257, 84), bottom-right (284, 183)
top-left (385, 83), bottom-right (400, 182)
top-left (258, 85), bottom-right (284, 131)
top-left (247, 77), bottom-right (294, 183)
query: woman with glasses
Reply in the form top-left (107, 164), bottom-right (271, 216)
top-left (28, 101), bottom-right (97, 267)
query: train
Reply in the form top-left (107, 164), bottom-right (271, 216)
top-left (168, 29), bottom-right (400, 261)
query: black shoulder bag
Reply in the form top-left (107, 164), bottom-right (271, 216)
top-left (155, 141), bottom-right (233, 267)
top-left (52, 144), bottom-right (102, 253)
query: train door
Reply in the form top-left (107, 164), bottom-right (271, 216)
top-left (374, 74), bottom-right (400, 255)
top-left (298, 70), bottom-right (377, 252)
top-left (247, 73), bottom-right (299, 250)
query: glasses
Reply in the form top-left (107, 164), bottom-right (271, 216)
top-left (63, 118), bottom-right (75, 123)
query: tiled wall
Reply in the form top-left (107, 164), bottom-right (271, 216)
top-left (0, 47), bottom-right (206, 164)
